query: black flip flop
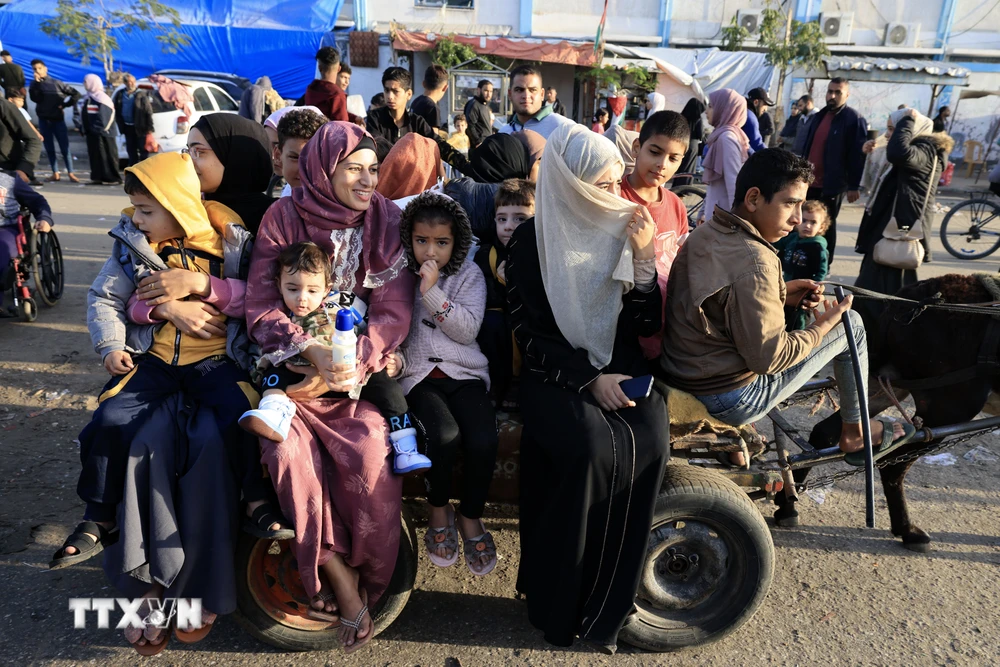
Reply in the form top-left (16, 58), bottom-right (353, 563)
top-left (49, 521), bottom-right (119, 570)
top-left (243, 503), bottom-right (296, 541)
top-left (844, 419), bottom-right (916, 467)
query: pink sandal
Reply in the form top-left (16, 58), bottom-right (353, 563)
top-left (423, 505), bottom-right (460, 568)
top-left (458, 516), bottom-right (498, 577)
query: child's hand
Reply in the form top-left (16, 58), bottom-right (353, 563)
top-left (419, 260), bottom-right (440, 295)
top-left (34, 219), bottom-right (52, 233)
top-left (104, 350), bottom-right (134, 376)
top-left (386, 353), bottom-right (401, 378)
top-left (627, 206), bottom-right (656, 260)
top-left (138, 269), bottom-right (211, 306)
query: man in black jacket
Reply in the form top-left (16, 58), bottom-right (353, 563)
top-left (800, 77), bottom-right (867, 261)
top-left (463, 79), bottom-right (494, 149)
top-left (28, 59), bottom-right (80, 182)
top-left (366, 66), bottom-right (440, 161)
top-left (0, 97), bottom-right (42, 182)
top-left (112, 74), bottom-right (154, 166)
top-left (0, 51), bottom-right (26, 97)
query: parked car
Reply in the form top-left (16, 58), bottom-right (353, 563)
top-left (116, 78), bottom-right (239, 161)
top-left (152, 69), bottom-right (252, 103)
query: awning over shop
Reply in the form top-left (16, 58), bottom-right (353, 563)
top-left (802, 57), bottom-right (971, 87)
top-left (391, 29), bottom-right (600, 67)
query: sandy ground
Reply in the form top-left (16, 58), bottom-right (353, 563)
top-left (1, 182), bottom-right (999, 666)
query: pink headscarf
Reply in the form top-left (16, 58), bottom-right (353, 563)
top-left (292, 121), bottom-right (406, 287)
top-left (83, 74), bottom-right (113, 110)
top-left (702, 89), bottom-right (749, 180)
top-left (148, 74), bottom-right (194, 117)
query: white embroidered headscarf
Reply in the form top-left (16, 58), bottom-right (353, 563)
top-left (535, 123), bottom-right (639, 368)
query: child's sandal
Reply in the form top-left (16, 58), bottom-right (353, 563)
top-left (423, 505), bottom-right (460, 568)
top-left (458, 517), bottom-right (498, 577)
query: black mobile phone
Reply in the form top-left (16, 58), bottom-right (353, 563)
top-left (619, 375), bottom-right (654, 400)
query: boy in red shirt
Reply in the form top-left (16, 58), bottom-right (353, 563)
top-left (619, 110), bottom-right (691, 358)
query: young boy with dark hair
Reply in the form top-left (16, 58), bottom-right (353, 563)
top-left (50, 152), bottom-right (296, 571)
top-left (337, 63), bottom-right (352, 93)
top-left (366, 66), bottom-right (438, 160)
top-left (473, 178), bottom-right (535, 407)
top-left (775, 199), bottom-right (830, 330)
top-left (275, 108), bottom-right (327, 197)
top-left (410, 64), bottom-right (450, 136)
top-left (304, 46), bottom-right (348, 122)
top-left (620, 110), bottom-right (692, 358)
top-left (662, 148), bottom-right (912, 467)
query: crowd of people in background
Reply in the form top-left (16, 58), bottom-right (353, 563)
top-left (0, 41), bottom-right (987, 658)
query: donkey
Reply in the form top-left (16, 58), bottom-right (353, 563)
top-left (778, 274), bottom-right (999, 552)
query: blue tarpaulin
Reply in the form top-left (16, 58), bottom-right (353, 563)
top-left (0, 0), bottom-right (345, 95)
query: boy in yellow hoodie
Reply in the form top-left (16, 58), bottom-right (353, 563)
top-left (51, 152), bottom-right (292, 572)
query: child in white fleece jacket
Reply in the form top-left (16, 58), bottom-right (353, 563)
top-left (388, 192), bottom-right (499, 577)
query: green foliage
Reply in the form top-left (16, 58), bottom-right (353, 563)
top-left (721, 16), bottom-right (750, 52)
top-left (576, 64), bottom-right (620, 90)
top-left (758, 5), bottom-right (829, 72)
top-left (40, 0), bottom-right (190, 81)
top-left (623, 65), bottom-right (656, 92)
top-left (431, 35), bottom-right (478, 70)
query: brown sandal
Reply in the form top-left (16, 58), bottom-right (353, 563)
top-left (47, 172), bottom-right (60, 182)
top-left (174, 610), bottom-right (215, 644)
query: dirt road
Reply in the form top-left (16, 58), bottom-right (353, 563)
top-left (1, 183), bottom-right (999, 666)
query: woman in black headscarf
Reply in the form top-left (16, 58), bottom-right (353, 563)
top-left (674, 97), bottom-right (706, 186)
top-left (187, 114), bottom-right (275, 234)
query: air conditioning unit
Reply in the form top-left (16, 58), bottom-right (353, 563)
top-left (883, 22), bottom-right (920, 47)
top-left (736, 9), bottom-right (763, 37)
top-left (820, 12), bottom-right (854, 44)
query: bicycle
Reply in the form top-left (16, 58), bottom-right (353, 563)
top-left (939, 183), bottom-right (1000, 260)
top-left (669, 173), bottom-right (705, 231)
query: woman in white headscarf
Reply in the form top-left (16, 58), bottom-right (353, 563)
top-left (506, 123), bottom-right (669, 654)
top-left (855, 108), bottom-right (953, 320)
top-left (645, 91), bottom-right (666, 117)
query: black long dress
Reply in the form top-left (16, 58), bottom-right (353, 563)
top-left (675, 98), bottom-right (706, 187)
top-left (506, 220), bottom-right (670, 650)
top-left (855, 116), bottom-right (945, 326)
top-left (81, 100), bottom-right (121, 184)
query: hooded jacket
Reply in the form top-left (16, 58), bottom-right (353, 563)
top-left (395, 192), bottom-right (489, 394)
top-left (87, 152), bottom-right (253, 368)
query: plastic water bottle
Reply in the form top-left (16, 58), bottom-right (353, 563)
top-left (330, 309), bottom-right (357, 387)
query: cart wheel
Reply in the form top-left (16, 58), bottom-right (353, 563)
top-left (619, 464), bottom-right (774, 651)
top-left (31, 231), bottom-right (64, 306)
top-left (19, 297), bottom-right (37, 322)
top-left (234, 507), bottom-right (418, 651)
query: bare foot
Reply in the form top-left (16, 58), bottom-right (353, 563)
top-left (123, 585), bottom-right (166, 649)
top-left (839, 420), bottom-right (904, 453)
top-left (320, 554), bottom-right (371, 651)
top-left (310, 570), bottom-right (339, 615)
top-left (67, 172), bottom-right (80, 183)
top-left (427, 504), bottom-right (455, 561)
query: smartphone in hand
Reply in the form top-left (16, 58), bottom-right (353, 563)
top-left (619, 375), bottom-right (654, 400)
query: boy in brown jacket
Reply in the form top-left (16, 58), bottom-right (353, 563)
top-left (661, 149), bottom-right (912, 466)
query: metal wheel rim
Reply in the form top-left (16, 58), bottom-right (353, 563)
top-left (941, 200), bottom-right (1000, 259)
top-left (245, 538), bottom-right (340, 631)
top-left (633, 515), bottom-right (742, 629)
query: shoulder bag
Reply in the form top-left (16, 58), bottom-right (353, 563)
top-left (872, 154), bottom-right (937, 270)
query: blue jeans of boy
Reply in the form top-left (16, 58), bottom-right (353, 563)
top-left (37, 117), bottom-right (73, 174)
top-left (697, 310), bottom-right (867, 426)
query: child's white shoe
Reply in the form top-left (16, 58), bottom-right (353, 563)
top-left (239, 394), bottom-right (296, 442)
top-left (390, 427), bottom-right (432, 474)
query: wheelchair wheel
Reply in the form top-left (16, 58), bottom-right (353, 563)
top-left (31, 231), bottom-right (64, 306)
top-left (19, 297), bottom-right (37, 322)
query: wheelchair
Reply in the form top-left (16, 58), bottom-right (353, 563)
top-left (2, 210), bottom-right (64, 322)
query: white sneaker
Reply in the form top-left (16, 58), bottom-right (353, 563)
top-left (239, 394), bottom-right (296, 442)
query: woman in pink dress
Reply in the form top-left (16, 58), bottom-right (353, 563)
top-left (245, 121), bottom-right (414, 653)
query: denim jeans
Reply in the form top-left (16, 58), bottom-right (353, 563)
top-left (697, 310), bottom-right (867, 426)
top-left (37, 117), bottom-right (73, 173)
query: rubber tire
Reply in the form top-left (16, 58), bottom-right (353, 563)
top-left (233, 508), bottom-right (418, 651)
top-left (31, 231), bottom-right (64, 306)
top-left (19, 297), bottom-right (37, 322)
top-left (670, 184), bottom-right (707, 231)
top-left (939, 197), bottom-right (1000, 260)
top-left (619, 464), bottom-right (775, 651)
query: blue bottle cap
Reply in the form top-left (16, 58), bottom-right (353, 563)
top-left (335, 309), bottom-right (354, 332)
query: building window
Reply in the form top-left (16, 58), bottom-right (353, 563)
top-left (416, 0), bottom-right (474, 8)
